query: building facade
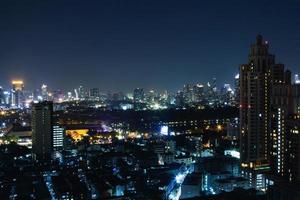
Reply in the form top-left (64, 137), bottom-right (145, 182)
top-left (32, 101), bottom-right (54, 160)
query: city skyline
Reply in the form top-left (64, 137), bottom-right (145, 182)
top-left (1, 1), bottom-right (300, 91)
top-left (0, 5), bottom-right (300, 197)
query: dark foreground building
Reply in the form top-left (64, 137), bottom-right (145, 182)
top-left (32, 101), bottom-right (54, 160)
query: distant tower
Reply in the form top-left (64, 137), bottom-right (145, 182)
top-left (89, 88), bottom-right (100, 101)
top-left (41, 84), bottom-right (48, 101)
top-left (133, 88), bottom-right (145, 103)
top-left (11, 80), bottom-right (24, 107)
top-left (193, 84), bottom-right (204, 103)
top-left (234, 73), bottom-right (240, 105)
top-left (0, 86), bottom-right (4, 105)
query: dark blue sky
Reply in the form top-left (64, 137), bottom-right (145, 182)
top-left (1, 0), bottom-right (300, 92)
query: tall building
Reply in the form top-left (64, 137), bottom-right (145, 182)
top-left (52, 125), bottom-right (65, 151)
top-left (0, 86), bottom-right (4, 105)
top-left (295, 74), bottom-right (300, 84)
top-left (90, 88), bottom-right (100, 101)
top-left (270, 77), bottom-right (292, 177)
top-left (41, 84), bottom-right (48, 100)
top-left (146, 90), bottom-right (156, 104)
top-left (193, 84), bottom-right (204, 103)
top-left (133, 88), bottom-right (145, 103)
top-left (3, 91), bottom-right (10, 105)
top-left (78, 85), bottom-right (88, 100)
top-left (273, 84), bottom-right (300, 179)
top-left (32, 101), bottom-right (54, 160)
top-left (267, 85), bottom-right (300, 200)
top-left (239, 35), bottom-right (289, 169)
top-left (11, 80), bottom-right (24, 108)
top-left (206, 78), bottom-right (218, 106)
top-left (175, 91), bottom-right (184, 107)
top-left (183, 84), bottom-right (193, 104)
top-left (234, 73), bottom-right (240, 105)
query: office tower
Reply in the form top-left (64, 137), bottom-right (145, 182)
top-left (206, 78), bottom-right (218, 106)
top-left (32, 101), bottom-right (54, 160)
top-left (221, 84), bottom-right (234, 105)
top-left (175, 91), bottom-right (184, 107)
top-left (78, 85), bottom-right (88, 100)
top-left (147, 90), bottom-right (156, 103)
top-left (211, 77), bottom-right (217, 92)
top-left (234, 73), bottom-right (240, 105)
top-left (0, 86), bottom-right (4, 105)
top-left (3, 91), bottom-right (10, 105)
top-left (133, 88), bottom-right (145, 103)
top-left (90, 88), bottom-right (100, 101)
top-left (183, 84), bottom-right (193, 104)
top-left (41, 84), bottom-right (48, 100)
top-left (193, 84), bottom-right (204, 103)
top-left (11, 80), bottom-right (24, 108)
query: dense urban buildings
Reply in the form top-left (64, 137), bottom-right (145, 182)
top-left (1, 0), bottom-right (300, 198)
top-left (0, 35), bottom-right (299, 199)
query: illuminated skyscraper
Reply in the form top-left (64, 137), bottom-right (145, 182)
top-left (239, 35), bottom-right (290, 169)
top-left (11, 80), bottom-right (24, 107)
top-left (270, 74), bottom-right (292, 177)
top-left (193, 84), bottom-right (204, 103)
top-left (41, 84), bottom-right (48, 100)
top-left (183, 84), bottom-right (193, 104)
top-left (234, 73), bottom-right (240, 105)
top-left (78, 85), bottom-right (88, 100)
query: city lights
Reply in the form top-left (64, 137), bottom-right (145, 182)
top-left (0, 1), bottom-right (299, 199)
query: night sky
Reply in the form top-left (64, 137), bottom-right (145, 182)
top-left (1, 0), bottom-right (300, 92)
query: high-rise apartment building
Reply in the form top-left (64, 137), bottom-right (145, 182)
top-left (240, 36), bottom-right (300, 193)
top-left (32, 101), bottom-right (58, 160)
top-left (240, 35), bottom-right (277, 169)
top-left (240, 35), bottom-right (291, 167)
